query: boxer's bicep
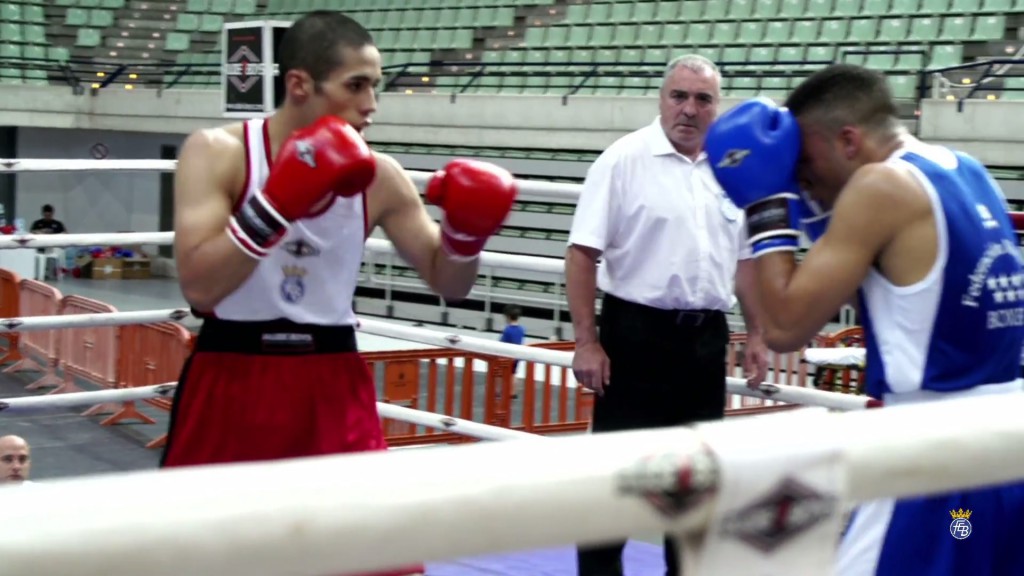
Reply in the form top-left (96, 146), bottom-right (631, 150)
top-left (373, 155), bottom-right (442, 282)
top-left (173, 131), bottom-right (235, 257)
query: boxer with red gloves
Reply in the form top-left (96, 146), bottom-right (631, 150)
top-left (166, 12), bottom-right (515, 576)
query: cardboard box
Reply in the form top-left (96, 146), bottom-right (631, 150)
top-left (85, 257), bottom-right (123, 280)
top-left (121, 257), bottom-right (151, 280)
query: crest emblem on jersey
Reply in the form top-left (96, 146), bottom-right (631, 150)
top-left (949, 508), bottom-right (972, 540)
top-left (280, 265), bottom-right (307, 304)
top-left (716, 149), bottom-right (751, 169)
top-left (294, 140), bottom-right (316, 169)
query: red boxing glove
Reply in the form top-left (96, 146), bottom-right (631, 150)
top-left (426, 159), bottom-right (517, 261)
top-left (228, 116), bottom-right (376, 259)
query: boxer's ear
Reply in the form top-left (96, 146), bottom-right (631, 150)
top-left (283, 69), bottom-right (314, 103)
top-left (837, 126), bottom-right (862, 160)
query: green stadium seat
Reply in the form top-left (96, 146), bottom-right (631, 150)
top-left (621, 75), bottom-right (648, 95)
top-left (1, 68), bottom-right (23, 84)
top-left (662, 23), bottom-right (686, 44)
top-left (712, 22), bottom-right (738, 44)
top-left (0, 3), bottom-right (19, 22)
top-left (928, 44), bottom-right (962, 68)
top-left (210, 0), bottom-right (232, 12)
top-left (23, 24), bottom-right (44, 43)
top-left (616, 48), bottom-right (641, 67)
top-left (165, 32), bottom-right (191, 51)
top-left (23, 69), bottom-right (47, 86)
top-left (779, 0), bottom-right (806, 17)
top-left (738, 21), bottom-right (764, 44)
top-left (909, 17), bottom-right (940, 41)
top-left (887, 75), bottom-right (916, 99)
top-left (754, 0), bottom-right (782, 16)
top-left (90, 9), bottom-right (114, 27)
top-left (187, 0), bottom-right (209, 11)
top-left (613, 24), bottom-right (637, 45)
top-left (806, 0), bottom-right (832, 17)
top-left (776, 46), bottom-right (805, 66)
top-left (865, 52), bottom-right (896, 70)
top-left (849, 18), bottom-right (878, 42)
top-left (727, 76), bottom-right (759, 96)
top-left (177, 13), bottom-right (199, 31)
top-left (609, 3), bottom-right (631, 22)
top-left (806, 45), bottom-right (837, 65)
top-left (973, 16), bottom-right (1005, 40)
top-left (878, 18), bottom-right (910, 42)
top-left (632, 2), bottom-right (656, 21)
top-left (567, 25), bottom-right (589, 46)
top-left (759, 77), bottom-right (789, 98)
top-left (655, 1), bottom-right (680, 20)
top-left (819, 20), bottom-right (849, 43)
top-left (920, 0), bottom-right (948, 9)
top-left (56, 0), bottom-right (74, 6)
top-left (895, 50), bottom-right (925, 70)
top-left (704, 1), bottom-right (728, 19)
top-left (952, 0), bottom-right (982, 9)
top-left (679, 1), bottom-right (703, 19)
top-left (764, 21), bottom-right (791, 44)
top-left (200, 14), bottom-right (224, 32)
top-left (891, 0), bottom-right (919, 11)
top-left (694, 46), bottom-right (721, 63)
top-left (1002, 78), bottom-right (1024, 101)
top-left (636, 24), bottom-right (660, 45)
top-left (594, 76), bottom-right (623, 95)
top-left (67, 8), bottom-right (88, 26)
top-left (589, 3), bottom-right (611, 22)
top-left (729, 0), bottom-right (755, 19)
top-left (23, 5), bottom-right (44, 22)
top-left (833, 0), bottom-right (861, 16)
top-left (23, 44), bottom-right (44, 60)
top-left (749, 46), bottom-right (775, 64)
top-left (791, 21), bottom-right (818, 43)
top-left (80, 0), bottom-right (100, 7)
top-left (721, 46), bottom-right (747, 64)
top-left (0, 44), bottom-right (20, 59)
top-left (941, 16), bottom-right (972, 41)
top-left (76, 27), bottom-right (101, 47)
top-left (234, 0), bottom-right (258, 14)
top-left (564, 5), bottom-right (587, 23)
top-left (863, 0), bottom-right (890, 13)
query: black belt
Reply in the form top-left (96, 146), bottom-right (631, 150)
top-left (602, 293), bottom-right (724, 329)
top-left (195, 318), bottom-right (358, 355)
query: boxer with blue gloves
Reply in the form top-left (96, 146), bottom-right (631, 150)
top-left (706, 97), bottom-right (830, 252)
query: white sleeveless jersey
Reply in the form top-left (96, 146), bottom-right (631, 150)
top-left (211, 118), bottom-right (367, 326)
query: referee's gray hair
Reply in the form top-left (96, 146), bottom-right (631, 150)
top-left (662, 54), bottom-right (722, 91)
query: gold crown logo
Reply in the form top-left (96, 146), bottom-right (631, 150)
top-left (949, 508), bottom-right (973, 520)
top-left (282, 265), bottom-right (306, 277)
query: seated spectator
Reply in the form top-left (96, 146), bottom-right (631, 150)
top-left (30, 204), bottom-right (67, 235)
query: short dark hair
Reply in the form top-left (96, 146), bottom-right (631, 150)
top-left (503, 304), bottom-right (521, 321)
top-left (277, 11), bottom-right (374, 84)
top-left (42, 204), bottom-right (53, 213)
top-left (784, 64), bottom-right (898, 133)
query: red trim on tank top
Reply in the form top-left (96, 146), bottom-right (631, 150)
top-left (361, 191), bottom-right (369, 239)
top-left (262, 119), bottom-right (273, 168)
top-left (230, 120), bottom-right (252, 214)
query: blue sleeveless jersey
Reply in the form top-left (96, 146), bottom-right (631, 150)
top-left (856, 143), bottom-right (1024, 399)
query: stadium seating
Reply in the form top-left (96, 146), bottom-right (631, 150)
top-left (2, 0), bottom-right (1021, 100)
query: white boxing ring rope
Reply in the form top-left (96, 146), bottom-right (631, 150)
top-left (2, 392), bottom-right (1024, 576)
top-left (0, 303), bottom-right (875, 411)
top-left (0, 382), bottom-right (533, 442)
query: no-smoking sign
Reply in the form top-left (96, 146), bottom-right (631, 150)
top-left (90, 143), bottom-right (108, 159)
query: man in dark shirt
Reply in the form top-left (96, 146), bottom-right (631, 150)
top-left (30, 204), bottom-right (67, 235)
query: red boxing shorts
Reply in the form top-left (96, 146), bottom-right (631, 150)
top-left (161, 318), bottom-right (424, 576)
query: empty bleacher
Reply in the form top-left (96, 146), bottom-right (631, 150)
top-left (1, 0), bottom-right (1022, 100)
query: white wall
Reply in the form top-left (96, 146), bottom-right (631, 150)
top-left (14, 128), bottom-right (183, 234)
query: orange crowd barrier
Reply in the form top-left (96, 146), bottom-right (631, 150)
top-left (59, 295), bottom-right (120, 398)
top-left (3, 279), bottom-right (63, 391)
top-left (113, 322), bottom-right (194, 449)
top-left (0, 269), bottom-right (22, 365)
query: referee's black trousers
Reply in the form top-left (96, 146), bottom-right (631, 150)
top-left (576, 293), bottom-right (730, 576)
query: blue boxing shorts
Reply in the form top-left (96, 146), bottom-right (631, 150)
top-left (836, 481), bottom-right (1024, 575)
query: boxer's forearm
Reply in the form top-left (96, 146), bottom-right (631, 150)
top-left (734, 258), bottom-right (763, 336)
top-left (177, 232), bottom-right (260, 312)
top-left (427, 247), bottom-right (480, 302)
top-left (753, 252), bottom-right (805, 351)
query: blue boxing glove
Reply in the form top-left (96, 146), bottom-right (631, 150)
top-left (706, 97), bottom-right (803, 257)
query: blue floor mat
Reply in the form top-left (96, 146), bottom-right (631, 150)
top-left (427, 540), bottom-right (665, 576)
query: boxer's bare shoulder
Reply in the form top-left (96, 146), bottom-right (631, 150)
top-left (365, 151), bottom-right (421, 227)
top-left (172, 123), bottom-right (248, 252)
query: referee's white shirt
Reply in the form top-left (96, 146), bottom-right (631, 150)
top-left (568, 117), bottom-right (751, 312)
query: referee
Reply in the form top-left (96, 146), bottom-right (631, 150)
top-left (565, 54), bottom-right (769, 576)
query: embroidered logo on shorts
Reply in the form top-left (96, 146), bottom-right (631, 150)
top-left (280, 265), bottom-right (306, 304)
top-left (949, 508), bottom-right (973, 540)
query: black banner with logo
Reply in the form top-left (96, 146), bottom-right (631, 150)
top-left (223, 26), bottom-right (265, 114)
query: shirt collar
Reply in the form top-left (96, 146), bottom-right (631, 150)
top-left (648, 116), bottom-right (707, 164)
